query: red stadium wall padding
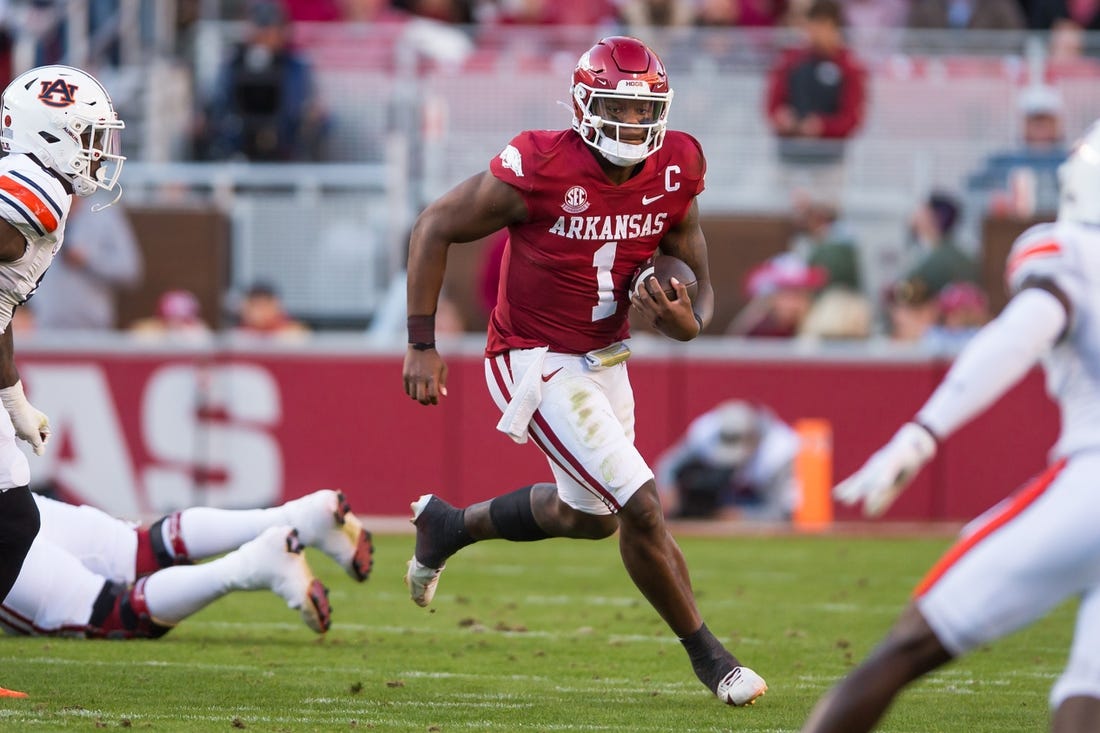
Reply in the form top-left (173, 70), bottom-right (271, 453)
top-left (15, 348), bottom-right (1057, 523)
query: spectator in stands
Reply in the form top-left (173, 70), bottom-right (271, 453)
top-left (196, 0), bottom-right (329, 162)
top-left (394, 0), bottom-right (475, 23)
top-left (907, 0), bottom-right (1025, 30)
top-left (842, 0), bottom-right (910, 35)
top-left (798, 287), bottom-right (874, 341)
top-left (791, 190), bottom-right (863, 292)
top-left (886, 277), bottom-right (941, 343)
top-left (692, 0), bottom-right (786, 26)
top-left (493, 0), bottom-right (618, 25)
top-left (897, 191), bottom-right (981, 302)
top-left (31, 196), bottom-right (143, 331)
top-left (655, 400), bottom-right (801, 522)
top-left (233, 281), bottom-right (310, 338)
top-left (129, 289), bottom-right (213, 341)
top-left (728, 252), bottom-right (828, 338)
top-left (921, 280), bottom-right (991, 352)
top-left (764, 0), bottom-right (867, 196)
top-left (618, 0), bottom-right (695, 31)
top-left (968, 85), bottom-right (1068, 217)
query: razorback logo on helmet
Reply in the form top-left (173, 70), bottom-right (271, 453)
top-left (37, 79), bottom-right (78, 108)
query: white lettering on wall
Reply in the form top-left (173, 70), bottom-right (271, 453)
top-left (22, 365), bottom-right (140, 517)
top-left (143, 364), bottom-right (282, 513)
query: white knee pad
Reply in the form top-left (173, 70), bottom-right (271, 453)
top-left (1050, 658), bottom-right (1100, 709)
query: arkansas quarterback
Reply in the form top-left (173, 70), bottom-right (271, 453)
top-left (402, 36), bottom-right (766, 706)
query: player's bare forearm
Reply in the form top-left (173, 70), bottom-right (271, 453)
top-left (0, 326), bottom-right (19, 389)
top-left (406, 220), bottom-right (450, 319)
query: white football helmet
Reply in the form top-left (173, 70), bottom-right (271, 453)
top-left (0, 65), bottom-right (125, 198)
top-left (1058, 119), bottom-right (1100, 225)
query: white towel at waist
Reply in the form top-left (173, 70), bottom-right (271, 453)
top-left (495, 346), bottom-right (549, 444)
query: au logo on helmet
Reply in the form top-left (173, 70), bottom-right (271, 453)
top-left (37, 79), bottom-right (78, 108)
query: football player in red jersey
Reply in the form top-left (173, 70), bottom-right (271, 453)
top-left (402, 36), bottom-right (767, 706)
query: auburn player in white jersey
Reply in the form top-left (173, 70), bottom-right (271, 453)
top-left (0, 489), bottom-right (372, 640)
top-left (402, 37), bottom-right (766, 706)
top-left (0, 65), bottom-right (127, 695)
top-left (802, 121), bottom-right (1100, 732)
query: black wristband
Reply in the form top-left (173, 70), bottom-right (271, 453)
top-left (693, 313), bottom-right (704, 332)
top-left (407, 314), bottom-right (436, 346)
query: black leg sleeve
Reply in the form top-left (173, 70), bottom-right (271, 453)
top-left (0, 486), bottom-right (39, 602)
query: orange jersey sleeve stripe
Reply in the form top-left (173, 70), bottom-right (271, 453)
top-left (1005, 241), bottom-right (1061, 282)
top-left (912, 457), bottom-right (1067, 598)
top-left (0, 175), bottom-right (59, 233)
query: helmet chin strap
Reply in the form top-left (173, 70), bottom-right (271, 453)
top-left (90, 183), bottom-right (122, 212)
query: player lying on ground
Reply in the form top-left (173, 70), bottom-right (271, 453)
top-left (802, 120), bottom-right (1100, 733)
top-left (0, 489), bottom-right (372, 638)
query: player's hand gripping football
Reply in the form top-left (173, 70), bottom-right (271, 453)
top-left (833, 422), bottom-right (937, 517)
top-left (0, 380), bottom-right (50, 455)
top-left (630, 277), bottom-right (700, 341)
top-left (403, 347), bottom-right (449, 406)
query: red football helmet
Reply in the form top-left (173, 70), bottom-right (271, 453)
top-left (571, 36), bottom-right (672, 167)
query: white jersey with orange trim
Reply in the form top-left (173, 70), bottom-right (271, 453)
top-left (1005, 220), bottom-right (1100, 459)
top-left (0, 153), bottom-right (71, 330)
top-left (912, 219), bottom-right (1100, 705)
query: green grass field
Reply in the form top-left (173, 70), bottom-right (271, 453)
top-left (0, 531), bottom-right (1071, 732)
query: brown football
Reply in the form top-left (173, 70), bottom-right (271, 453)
top-left (632, 254), bottom-right (699, 302)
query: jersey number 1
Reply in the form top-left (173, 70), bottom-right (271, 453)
top-left (591, 241), bottom-right (617, 322)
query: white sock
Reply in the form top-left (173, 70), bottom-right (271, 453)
top-left (142, 551), bottom-right (254, 624)
top-left (166, 507), bottom-right (292, 560)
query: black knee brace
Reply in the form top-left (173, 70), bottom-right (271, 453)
top-left (489, 485), bottom-right (550, 542)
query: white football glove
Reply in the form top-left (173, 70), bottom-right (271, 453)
top-left (0, 381), bottom-right (50, 456)
top-left (833, 422), bottom-right (937, 517)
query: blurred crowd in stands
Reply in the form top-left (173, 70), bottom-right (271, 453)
top-left (0, 0), bottom-right (1088, 348)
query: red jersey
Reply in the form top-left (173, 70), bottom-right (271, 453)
top-left (486, 129), bottom-right (705, 355)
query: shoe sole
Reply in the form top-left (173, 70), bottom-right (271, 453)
top-left (283, 529), bottom-right (332, 634)
top-left (304, 579), bottom-right (332, 634)
top-left (334, 491), bottom-right (374, 582)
